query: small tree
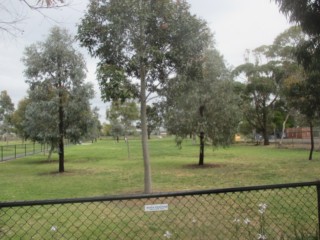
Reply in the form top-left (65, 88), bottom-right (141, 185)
top-left (146, 104), bottom-right (162, 139)
top-left (0, 90), bottom-right (15, 140)
top-left (164, 49), bottom-right (240, 165)
top-left (22, 26), bottom-right (93, 171)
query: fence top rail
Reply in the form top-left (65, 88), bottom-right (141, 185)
top-left (1, 181), bottom-right (319, 208)
top-left (0, 143), bottom-right (36, 147)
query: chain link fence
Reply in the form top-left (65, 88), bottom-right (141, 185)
top-left (0, 181), bottom-right (319, 239)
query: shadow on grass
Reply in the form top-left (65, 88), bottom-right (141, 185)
top-left (183, 163), bottom-right (225, 169)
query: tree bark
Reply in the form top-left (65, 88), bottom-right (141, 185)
top-left (141, 64), bottom-right (152, 193)
top-left (199, 131), bottom-right (205, 165)
top-left (139, 1), bottom-right (151, 193)
top-left (58, 85), bottom-right (65, 173)
top-left (279, 113), bottom-right (290, 146)
top-left (309, 121), bottom-right (314, 160)
top-left (262, 108), bottom-right (269, 145)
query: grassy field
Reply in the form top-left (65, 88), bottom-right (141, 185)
top-left (0, 137), bottom-right (320, 202)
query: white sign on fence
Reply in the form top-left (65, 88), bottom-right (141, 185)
top-left (144, 204), bottom-right (169, 212)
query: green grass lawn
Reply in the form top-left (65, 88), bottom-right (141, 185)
top-left (0, 137), bottom-right (319, 201)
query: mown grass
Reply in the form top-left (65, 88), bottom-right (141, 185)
top-left (0, 137), bottom-right (319, 201)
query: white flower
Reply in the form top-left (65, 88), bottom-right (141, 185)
top-left (50, 226), bottom-right (57, 232)
top-left (233, 218), bottom-right (241, 224)
top-left (257, 233), bottom-right (267, 240)
top-left (192, 218), bottom-right (197, 224)
top-left (164, 230), bottom-right (172, 239)
top-left (258, 203), bottom-right (267, 214)
top-left (244, 218), bottom-right (251, 225)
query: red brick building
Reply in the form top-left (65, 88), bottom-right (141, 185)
top-left (286, 127), bottom-right (310, 139)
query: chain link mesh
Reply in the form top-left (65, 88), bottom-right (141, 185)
top-left (0, 182), bottom-right (319, 239)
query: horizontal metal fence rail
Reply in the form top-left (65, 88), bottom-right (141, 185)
top-left (0, 143), bottom-right (49, 162)
top-left (0, 181), bottom-right (319, 239)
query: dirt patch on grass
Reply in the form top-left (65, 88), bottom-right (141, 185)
top-left (183, 163), bottom-right (225, 169)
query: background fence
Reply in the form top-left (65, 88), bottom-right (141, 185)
top-left (0, 181), bottom-right (319, 239)
top-left (0, 143), bottom-right (49, 162)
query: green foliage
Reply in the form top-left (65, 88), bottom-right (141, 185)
top-left (274, 0), bottom-right (320, 36)
top-left (146, 104), bottom-right (162, 139)
top-left (107, 100), bottom-right (139, 138)
top-left (233, 26), bottom-right (311, 145)
top-left (22, 26), bottom-right (95, 145)
top-left (0, 90), bottom-right (15, 138)
top-left (77, 0), bottom-right (212, 102)
top-left (164, 49), bottom-right (239, 148)
top-left (22, 26), bottom-right (96, 171)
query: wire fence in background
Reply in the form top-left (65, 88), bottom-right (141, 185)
top-left (0, 143), bottom-right (49, 162)
top-left (0, 181), bottom-right (319, 239)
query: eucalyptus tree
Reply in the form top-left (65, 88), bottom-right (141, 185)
top-left (77, 0), bottom-right (212, 193)
top-left (164, 48), bottom-right (240, 165)
top-left (274, 0), bottom-right (320, 37)
top-left (265, 26), bottom-right (320, 159)
top-left (264, 26), bottom-right (306, 143)
top-left (146, 104), bottom-right (162, 139)
top-left (11, 98), bottom-right (30, 140)
top-left (234, 49), bottom-right (284, 145)
top-left (107, 100), bottom-right (139, 159)
top-left (22, 26), bottom-right (94, 172)
top-left (0, 90), bottom-right (15, 140)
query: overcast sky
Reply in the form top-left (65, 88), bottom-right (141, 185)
top-left (0, 0), bottom-right (292, 122)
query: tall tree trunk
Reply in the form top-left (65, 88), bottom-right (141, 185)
top-left (198, 131), bottom-right (205, 165)
top-left (263, 108), bottom-right (269, 145)
top-left (139, 2), bottom-right (151, 193)
top-left (279, 113), bottom-right (290, 146)
top-left (47, 144), bottom-right (55, 161)
top-left (141, 64), bottom-right (152, 193)
top-left (309, 121), bottom-right (314, 161)
top-left (58, 87), bottom-right (65, 173)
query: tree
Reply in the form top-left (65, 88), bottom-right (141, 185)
top-left (164, 48), bottom-right (240, 165)
top-left (77, 0), bottom-right (211, 193)
top-left (107, 100), bottom-right (139, 137)
top-left (274, 0), bottom-right (320, 36)
top-left (265, 26), bottom-right (320, 159)
top-left (0, 90), bottom-right (15, 140)
top-left (146, 104), bottom-right (162, 139)
top-left (85, 107), bottom-right (102, 142)
top-left (234, 47), bottom-right (285, 145)
top-left (22, 26), bottom-right (93, 171)
top-left (11, 98), bottom-right (31, 140)
top-left (107, 100), bottom-right (139, 159)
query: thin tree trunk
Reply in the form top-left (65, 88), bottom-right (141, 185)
top-left (125, 136), bottom-right (130, 160)
top-left (309, 121), bottom-right (314, 160)
top-left (58, 86), bottom-right (65, 173)
top-left (279, 113), bottom-right (290, 146)
top-left (141, 65), bottom-right (152, 193)
top-left (199, 131), bottom-right (205, 165)
top-left (139, 1), bottom-right (151, 193)
top-left (47, 144), bottom-right (55, 161)
top-left (263, 108), bottom-right (269, 146)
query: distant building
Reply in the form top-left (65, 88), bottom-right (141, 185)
top-left (286, 127), bottom-right (310, 139)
